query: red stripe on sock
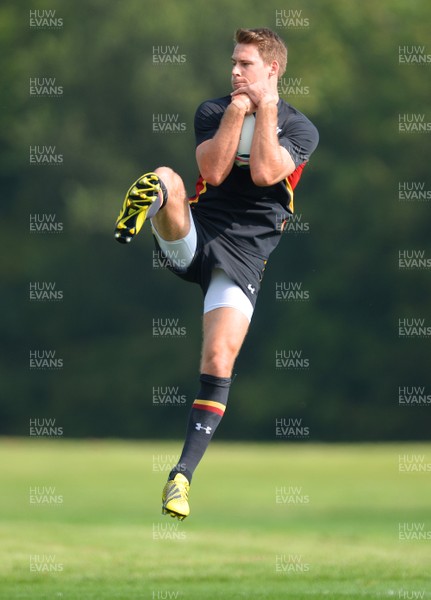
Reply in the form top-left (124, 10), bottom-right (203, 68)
top-left (192, 402), bottom-right (225, 416)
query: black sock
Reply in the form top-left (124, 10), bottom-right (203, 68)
top-left (169, 373), bottom-right (231, 483)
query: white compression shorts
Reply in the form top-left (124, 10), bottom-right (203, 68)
top-left (151, 210), bottom-right (254, 322)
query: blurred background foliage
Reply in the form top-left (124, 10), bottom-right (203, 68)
top-left (1, 0), bottom-right (430, 440)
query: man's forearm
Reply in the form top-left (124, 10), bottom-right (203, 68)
top-left (250, 101), bottom-right (295, 186)
top-left (196, 103), bottom-right (246, 186)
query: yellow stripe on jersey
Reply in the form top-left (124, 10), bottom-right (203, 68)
top-left (285, 178), bottom-right (294, 213)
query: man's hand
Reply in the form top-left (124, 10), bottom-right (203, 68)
top-left (230, 92), bottom-right (257, 116)
top-left (231, 81), bottom-right (278, 109)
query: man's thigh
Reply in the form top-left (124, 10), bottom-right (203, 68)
top-left (152, 206), bottom-right (197, 269)
top-left (151, 167), bottom-right (190, 240)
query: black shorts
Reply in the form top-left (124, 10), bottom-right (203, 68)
top-left (153, 208), bottom-right (269, 308)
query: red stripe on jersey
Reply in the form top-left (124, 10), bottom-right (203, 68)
top-left (189, 175), bottom-right (207, 203)
top-left (288, 162), bottom-right (307, 191)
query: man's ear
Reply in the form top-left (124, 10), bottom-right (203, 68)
top-left (269, 60), bottom-right (279, 78)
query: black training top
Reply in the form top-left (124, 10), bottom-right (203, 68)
top-left (189, 95), bottom-right (319, 261)
top-left (158, 94), bottom-right (319, 305)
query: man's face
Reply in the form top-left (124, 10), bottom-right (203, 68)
top-left (231, 43), bottom-right (273, 90)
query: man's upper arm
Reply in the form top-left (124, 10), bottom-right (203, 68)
top-left (278, 113), bottom-right (319, 167)
top-left (194, 100), bottom-right (224, 147)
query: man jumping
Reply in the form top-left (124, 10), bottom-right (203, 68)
top-left (114, 28), bottom-right (319, 520)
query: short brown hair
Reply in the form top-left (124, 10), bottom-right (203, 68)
top-left (234, 28), bottom-right (288, 78)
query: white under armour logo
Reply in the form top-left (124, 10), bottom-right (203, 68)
top-left (247, 283), bottom-right (256, 295)
top-left (195, 423), bottom-right (212, 434)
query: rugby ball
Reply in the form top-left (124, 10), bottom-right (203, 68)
top-left (234, 114), bottom-right (256, 168)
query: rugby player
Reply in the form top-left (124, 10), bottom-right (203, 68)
top-left (114, 28), bottom-right (319, 520)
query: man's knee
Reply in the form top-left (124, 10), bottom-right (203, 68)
top-left (201, 344), bottom-right (239, 378)
top-left (154, 166), bottom-right (185, 200)
top-left (154, 165), bottom-right (175, 181)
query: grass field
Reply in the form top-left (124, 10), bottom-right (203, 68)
top-left (1, 439), bottom-right (430, 599)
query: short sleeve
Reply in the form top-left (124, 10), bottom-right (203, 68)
top-left (194, 99), bottom-right (227, 147)
top-left (279, 113), bottom-right (319, 167)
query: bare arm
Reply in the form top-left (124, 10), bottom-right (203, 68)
top-left (231, 83), bottom-right (296, 187)
top-left (250, 100), bottom-right (296, 186)
top-left (195, 95), bottom-right (255, 186)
